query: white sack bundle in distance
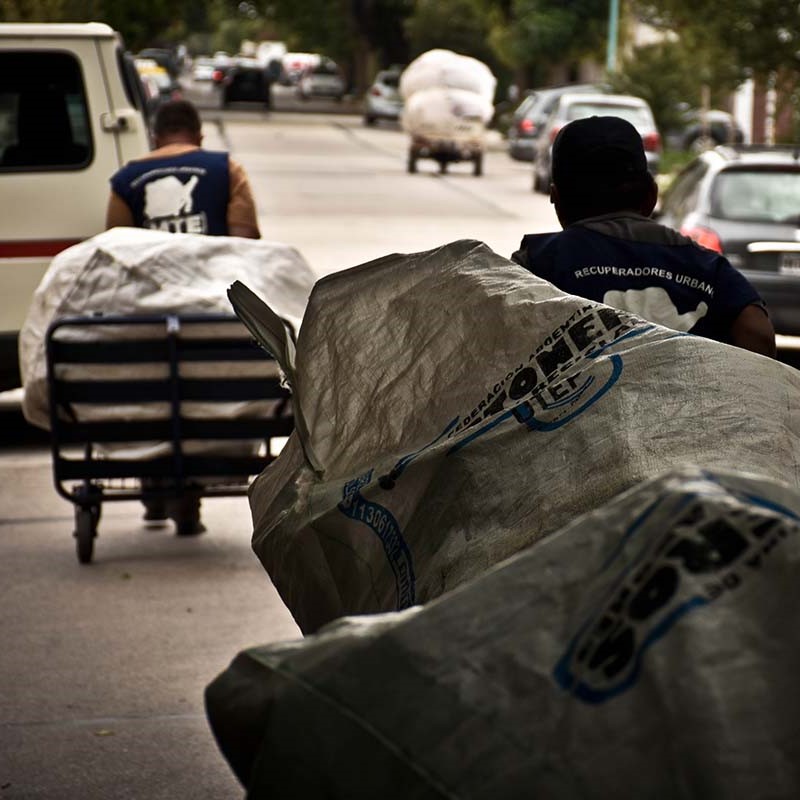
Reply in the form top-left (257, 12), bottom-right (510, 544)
top-left (241, 239), bottom-right (800, 635)
top-left (401, 87), bottom-right (493, 141)
top-left (21, 227), bottom-right (315, 430)
top-left (208, 467), bottom-right (800, 799)
top-left (399, 48), bottom-right (496, 104)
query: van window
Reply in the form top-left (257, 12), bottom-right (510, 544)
top-left (0, 51), bottom-right (92, 171)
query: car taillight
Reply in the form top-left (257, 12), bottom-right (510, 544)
top-left (549, 125), bottom-right (562, 143)
top-left (171, 89), bottom-right (182, 100)
top-left (680, 225), bottom-right (722, 253)
top-left (371, 87), bottom-right (381, 96)
top-left (519, 118), bottom-right (535, 134)
top-left (643, 131), bottom-right (661, 152)
top-left (212, 69), bottom-right (224, 82)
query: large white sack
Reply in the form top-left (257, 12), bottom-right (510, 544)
top-left (237, 239), bottom-right (800, 635)
top-left (401, 87), bottom-right (493, 139)
top-left (21, 227), bottom-right (315, 431)
top-left (207, 467), bottom-right (800, 799)
top-left (399, 48), bottom-right (496, 103)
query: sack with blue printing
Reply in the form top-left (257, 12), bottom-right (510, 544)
top-left (206, 467), bottom-right (800, 797)
top-left (234, 239), bottom-right (800, 635)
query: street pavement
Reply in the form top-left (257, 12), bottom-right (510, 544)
top-left (0, 97), bottom-right (301, 791)
top-left (0, 446), bottom-right (300, 798)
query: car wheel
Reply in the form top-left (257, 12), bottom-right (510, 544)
top-left (407, 150), bottom-right (417, 174)
top-left (473, 153), bottom-right (483, 177)
top-left (364, 115), bottom-right (376, 126)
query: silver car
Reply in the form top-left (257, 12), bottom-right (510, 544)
top-left (532, 92), bottom-right (661, 192)
top-left (364, 69), bottom-right (403, 125)
top-left (297, 58), bottom-right (346, 101)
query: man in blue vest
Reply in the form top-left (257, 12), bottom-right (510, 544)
top-left (512, 115), bottom-right (775, 357)
top-left (105, 100), bottom-right (260, 534)
top-left (106, 99), bottom-right (260, 238)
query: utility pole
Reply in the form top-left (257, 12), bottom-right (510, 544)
top-left (606, 0), bottom-right (619, 73)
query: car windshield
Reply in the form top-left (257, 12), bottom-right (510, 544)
top-left (711, 168), bottom-right (800, 223)
top-left (565, 103), bottom-right (652, 127)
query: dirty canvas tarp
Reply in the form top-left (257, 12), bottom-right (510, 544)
top-left (20, 227), bottom-right (315, 431)
top-left (232, 239), bottom-right (800, 635)
top-left (206, 467), bottom-right (800, 799)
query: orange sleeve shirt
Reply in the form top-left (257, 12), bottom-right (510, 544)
top-left (106, 144), bottom-right (260, 238)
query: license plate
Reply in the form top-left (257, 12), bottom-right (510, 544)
top-left (779, 253), bottom-right (800, 274)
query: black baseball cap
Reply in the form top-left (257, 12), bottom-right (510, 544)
top-left (551, 115), bottom-right (648, 188)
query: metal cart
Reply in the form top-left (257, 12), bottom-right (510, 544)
top-left (46, 312), bottom-right (294, 563)
top-left (407, 132), bottom-right (484, 176)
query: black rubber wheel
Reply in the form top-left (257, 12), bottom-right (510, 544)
top-left (438, 160), bottom-right (447, 174)
top-left (407, 150), bottom-right (417, 173)
top-left (473, 153), bottom-right (483, 177)
top-left (74, 507), bottom-right (97, 564)
top-left (364, 115), bottom-right (376, 127)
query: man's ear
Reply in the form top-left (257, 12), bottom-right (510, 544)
top-left (641, 174), bottom-right (658, 216)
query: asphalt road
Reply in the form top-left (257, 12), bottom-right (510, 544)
top-left (0, 105), bottom-right (558, 798)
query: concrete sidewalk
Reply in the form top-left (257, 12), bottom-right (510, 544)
top-left (0, 445), bottom-right (300, 798)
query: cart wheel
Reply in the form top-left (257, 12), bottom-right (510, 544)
top-left (407, 150), bottom-right (417, 173)
top-left (473, 153), bottom-right (483, 177)
top-left (74, 507), bottom-right (97, 564)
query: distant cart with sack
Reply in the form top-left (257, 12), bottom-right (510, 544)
top-left (400, 49), bottom-right (496, 178)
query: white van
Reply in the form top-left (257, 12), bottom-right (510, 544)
top-left (0, 22), bottom-right (150, 390)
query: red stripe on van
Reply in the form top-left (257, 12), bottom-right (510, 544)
top-left (0, 239), bottom-right (82, 258)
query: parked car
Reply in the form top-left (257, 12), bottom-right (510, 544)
top-left (137, 46), bottom-right (180, 78)
top-left (220, 57), bottom-right (272, 108)
top-left (135, 58), bottom-right (182, 110)
top-left (532, 92), bottom-right (661, 192)
top-left (297, 58), bottom-right (345, 101)
top-left (507, 83), bottom-right (600, 161)
top-left (665, 106), bottom-right (745, 153)
top-left (0, 22), bottom-right (150, 391)
top-left (281, 52), bottom-right (319, 86)
top-left (364, 69), bottom-right (402, 125)
top-left (656, 145), bottom-right (800, 338)
top-left (192, 56), bottom-right (216, 82)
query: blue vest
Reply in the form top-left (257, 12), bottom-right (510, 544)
top-left (512, 214), bottom-right (763, 344)
top-left (111, 150), bottom-right (231, 236)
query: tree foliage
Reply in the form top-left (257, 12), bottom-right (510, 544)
top-left (635, 0), bottom-right (800, 83)
top-left (0, 0), bottom-right (196, 49)
top-left (609, 39), bottom-right (746, 137)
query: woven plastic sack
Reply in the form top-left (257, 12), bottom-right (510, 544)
top-left (402, 87), bottom-right (493, 140)
top-left (206, 466), bottom-right (800, 798)
top-left (399, 48), bottom-right (496, 103)
top-left (230, 239), bottom-right (800, 636)
top-left (20, 227), bottom-right (315, 430)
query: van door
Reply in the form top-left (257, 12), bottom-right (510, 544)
top-left (0, 33), bottom-right (149, 390)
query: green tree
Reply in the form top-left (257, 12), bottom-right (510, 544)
top-left (636, 0), bottom-right (800, 139)
top-left (608, 39), bottom-right (745, 140)
top-left (486, 0), bottom-right (609, 87)
top-left (257, 0), bottom-right (412, 92)
top-left (637, 0), bottom-right (800, 81)
top-left (0, 0), bottom-right (197, 50)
